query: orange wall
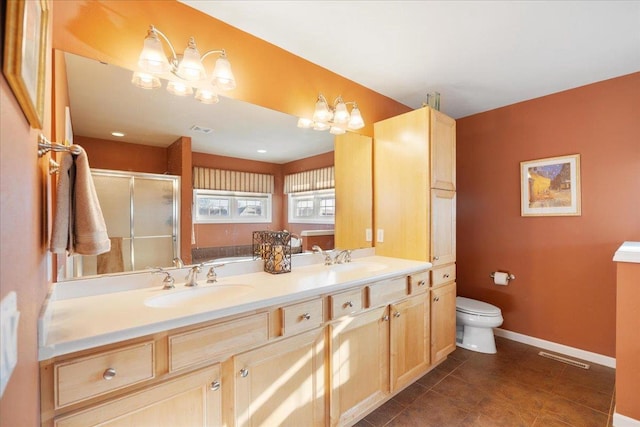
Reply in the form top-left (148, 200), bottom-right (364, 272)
top-left (0, 7), bottom-right (54, 426)
top-left (456, 73), bottom-right (640, 357)
top-left (77, 136), bottom-right (168, 174)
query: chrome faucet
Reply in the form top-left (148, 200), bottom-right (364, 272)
top-left (185, 264), bottom-right (202, 287)
top-left (312, 245), bottom-right (334, 265)
top-left (152, 268), bottom-right (175, 290)
top-left (206, 263), bottom-right (225, 283)
top-left (334, 249), bottom-right (352, 264)
top-left (173, 257), bottom-right (184, 268)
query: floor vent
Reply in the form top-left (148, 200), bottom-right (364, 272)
top-left (538, 351), bottom-right (590, 369)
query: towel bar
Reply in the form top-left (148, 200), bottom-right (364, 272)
top-left (37, 134), bottom-right (82, 157)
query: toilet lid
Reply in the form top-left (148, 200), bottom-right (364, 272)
top-left (456, 296), bottom-right (501, 316)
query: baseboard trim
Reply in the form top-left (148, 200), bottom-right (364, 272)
top-left (613, 411), bottom-right (640, 427)
top-left (494, 328), bottom-right (616, 369)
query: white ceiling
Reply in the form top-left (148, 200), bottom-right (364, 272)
top-left (181, 0), bottom-right (640, 119)
top-left (68, 1), bottom-right (639, 164)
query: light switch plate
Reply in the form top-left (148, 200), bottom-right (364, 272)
top-left (365, 228), bottom-right (372, 242)
top-left (0, 291), bottom-right (19, 398)
top-left (377, 229), bottom-right (384, 243)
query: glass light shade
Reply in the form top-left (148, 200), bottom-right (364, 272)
top-left (195, 87), bottom-right (219, 104)
top-left (131, 71), bottom-right (161, 89)
top-left (313, 121), bottom-right (330, 131)
top-left (138, 32), bottom-right (171, 74)
top-left (177, 40), bottom-right (206, 81)
top-left (166, 80), bottom-right (194, 96)
top-left (297, 117), bottom-right (314, 128)
top-left (313, 99), bottom-right (333, 123)
top-left (330, 126), bottom-right (346, 135)
top-left (333, 100), bottom-right (350, 124)
top-left (347, 106), bottom-right (365, 130)
top-left (212, 56), bottom-right (236, 90)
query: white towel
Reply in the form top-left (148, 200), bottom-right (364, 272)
top-left (50, 146), bottom-right (111, 256)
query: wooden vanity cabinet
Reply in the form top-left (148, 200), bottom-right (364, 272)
top-left (329, 305), bottom-right (390, 427)
top-left (430, 281), bottom-right (457, 364)
top-left (390, 293), bottom-right (430, 392)
top-left (52, 364), bottom-right (222, 427)
top-left (228, 327), bottom-right (327, 427)
top-left (42, 268), bottom-right (455, 427)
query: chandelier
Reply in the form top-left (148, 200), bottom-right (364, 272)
top-left (297, 94), bottom-right (365, 135)
top-left (131, 25), bottom-right (236, 104)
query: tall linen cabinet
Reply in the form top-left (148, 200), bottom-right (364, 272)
top-left (373, 106), bottom-right (457, 364)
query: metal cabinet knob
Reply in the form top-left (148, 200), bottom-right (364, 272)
top-left (103, 368), bottom-right (117, 380)
top-left (382, 315), bottom-right (389, 322)
top-left (443, 274), bottom-right (450, 279)
top-left (344, 301), bottom-right (354, 308)
top-left (301, 313), bottom-right (311, 320)
top-left (433, 296), bottom-right (440, 302)
top-left (210, 380), bottom-right (221, 391)
top-left (433, 256), bottom-right (440, 261)
top-left (393, 311), bottom-right (401, 318)
top-left (240, 368), bottom-right (249, 378)
top-left (418, 280), bottom-right (426, 287)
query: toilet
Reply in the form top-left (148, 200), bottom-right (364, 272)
top-left (456, 296), bottom-right (503, 354)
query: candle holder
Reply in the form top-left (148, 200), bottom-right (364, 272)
top-left (252, 230), bottom-right (292, 274)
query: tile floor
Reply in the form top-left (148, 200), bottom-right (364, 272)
top-left (355, 337), bottom-right (616, 427)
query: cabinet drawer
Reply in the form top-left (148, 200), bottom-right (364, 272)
top-left (367, 277), bottom-right (408, 308)
top-left (55, 341), bottom-right (154, 408)
top-left (169, 312), bottom-right (269, 372)
top-left (282, 298), bottom-right (324, 336)
top-left (431, 264), bottom-right (456, 287)
top-left (330, 288), bottom-right (364, 319)
top-left (409, 271), bottom-right (429, 295)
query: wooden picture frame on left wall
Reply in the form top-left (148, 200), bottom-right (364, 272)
top-left (3, 0), bottom-right (49, 129)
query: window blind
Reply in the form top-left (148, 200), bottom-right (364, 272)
top-left (284, 166), bottom-right (335, 194)
top-left (193, 167), bottom-right (274, 193)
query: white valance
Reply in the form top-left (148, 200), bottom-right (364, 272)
top-left (193, 167), bottom-right (274, 193)
top-left (284, 166), bottom-right (335, 194)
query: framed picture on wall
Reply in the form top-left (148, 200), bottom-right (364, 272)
top-left (520, 154), bottom-right (581, 217)
top-left (3, 0), bottom-right (49, 129)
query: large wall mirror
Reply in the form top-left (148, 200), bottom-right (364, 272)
top-left (58, 51), bottom-right (343, 280)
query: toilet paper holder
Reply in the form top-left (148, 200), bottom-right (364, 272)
top-left (490, 272), bottom-right (516, 281)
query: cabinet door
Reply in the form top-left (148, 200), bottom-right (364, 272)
top-left (431, 189), bottom-right (456, 266)
top-left (431, 282), bottom-right (457, 364)
top-left (232, 328), bottom-right (326, 427)
top-left (390, 294), bottom-right (430, 392)
top-left (330, 305), bottom-right (390, 427)
top-left (430, 109), bottom-right (456, 191)
top-left (335, 132), bottom-right (373, 249)
top-left (54, 365), bottom-right (222, 427)
top-left (373, 108), bottom-right (430, 260)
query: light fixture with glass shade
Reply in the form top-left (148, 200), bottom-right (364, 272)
top-left (131, 25), bottom-right (235, 104)
top-left (297, 94), bottom-right (365, 134)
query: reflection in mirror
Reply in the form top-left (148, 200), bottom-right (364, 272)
top-left (59, 51), bottom-right (338, 280)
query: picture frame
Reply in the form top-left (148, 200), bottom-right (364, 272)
top-left (3, 0), bottom-right (49, 129)
top-left (520, 154), bottom-right (581, 217)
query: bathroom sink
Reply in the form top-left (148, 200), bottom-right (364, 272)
top-left (328, 261), bottom-right (387, 274)
top-left (145, 284), bottom-right (254, 309)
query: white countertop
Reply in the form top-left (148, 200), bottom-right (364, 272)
top-left (613, 241), bottom-right (640, 263)
top-left (39, 252), bottom-right (431, 361)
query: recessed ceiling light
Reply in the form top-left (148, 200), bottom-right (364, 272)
top-left (111, 131), bottom-right (125, 137)
top-left (257, 149), bottom-right (267, 153)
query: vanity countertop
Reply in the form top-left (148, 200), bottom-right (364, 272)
top-left (39, 253), bottom-right (431, 361)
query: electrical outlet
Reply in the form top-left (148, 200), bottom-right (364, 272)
top-left (377, 229), bottom-right (384, 243)
top-left (365, 228), bottom-right (372, 242)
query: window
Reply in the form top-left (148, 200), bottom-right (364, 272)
top-left (288, 189), bottom-right (335, 224)
top-left (194, 190), bottom-right (272, 223)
